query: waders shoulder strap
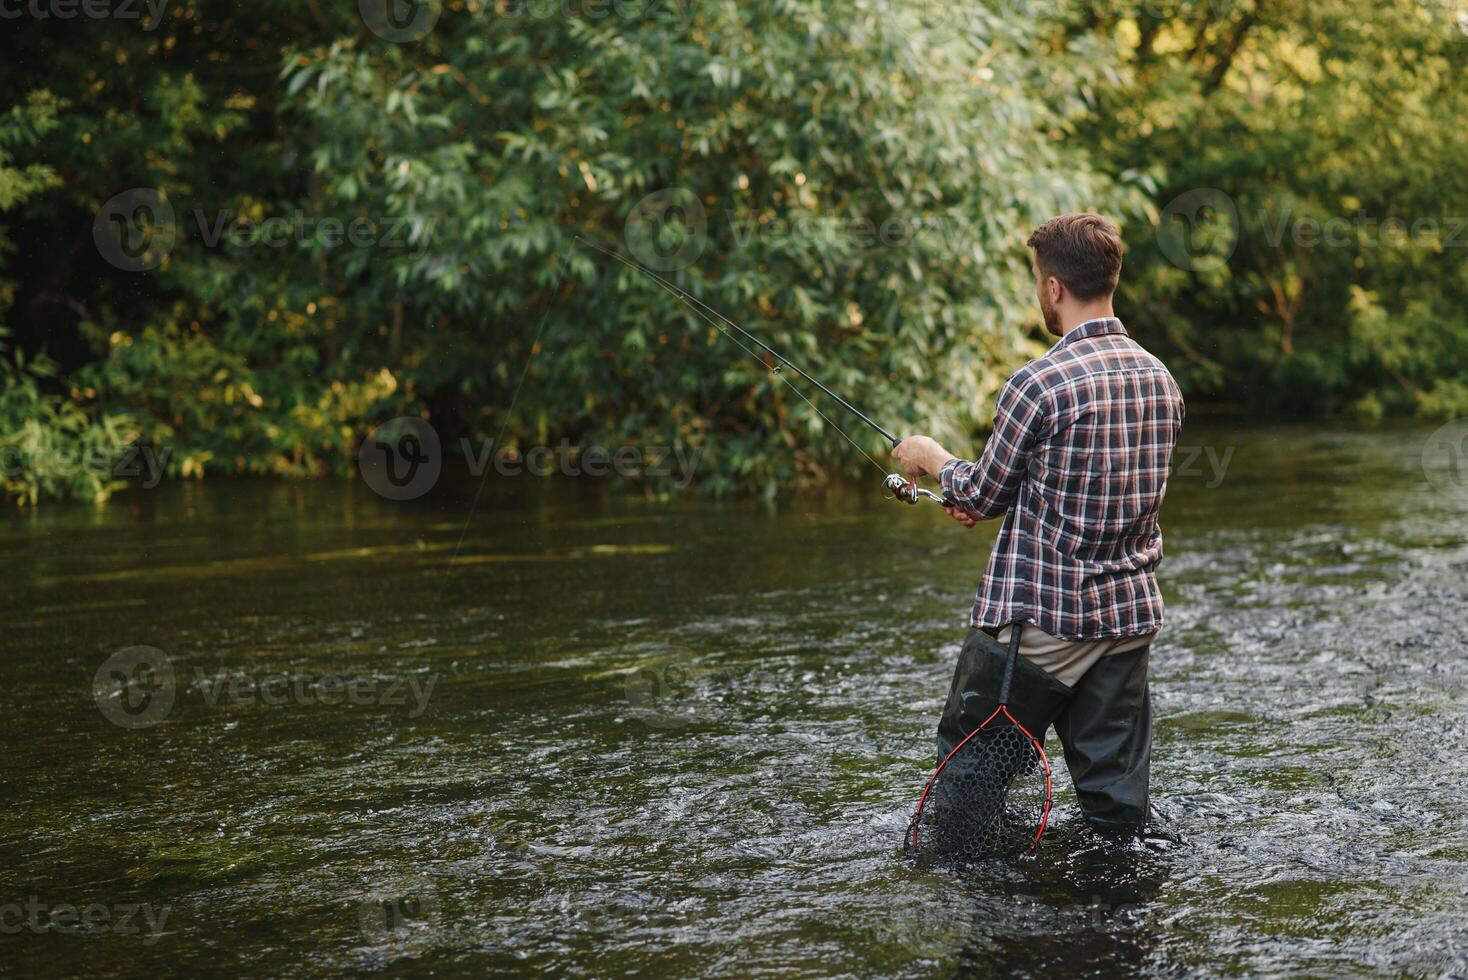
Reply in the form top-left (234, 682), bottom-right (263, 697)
top-left (998, 622), bottom-right (1024, 705)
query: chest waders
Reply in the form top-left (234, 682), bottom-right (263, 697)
top-left (936, 626), bottom-right (1154, 836)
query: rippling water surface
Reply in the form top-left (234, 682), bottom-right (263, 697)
top-left (3, 423), bottom-right (1467, 976)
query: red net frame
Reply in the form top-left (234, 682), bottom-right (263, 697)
top-left (905, 625), bottom-right (1055, 861)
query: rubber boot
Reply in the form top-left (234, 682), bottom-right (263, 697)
top-left (936, 628), bottom-right (1075, 759)
top-left (1053, 644), bottom-right (1152, 835)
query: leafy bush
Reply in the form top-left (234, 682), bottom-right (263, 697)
top-left (0, 0), bottom-right (1464, 504)
top-left (0, 335), bottom-right (136, 505)
top-left (276, 0), bottom-right (1143, 495)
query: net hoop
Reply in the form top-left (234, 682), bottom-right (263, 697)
top-left (907, 704), bottom-right (1053, 855)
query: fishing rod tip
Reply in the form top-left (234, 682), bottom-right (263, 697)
top-left (573, 235), bottom-right (614, 255)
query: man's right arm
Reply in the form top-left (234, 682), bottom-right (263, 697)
top-left (938, 373), bottom-right (1044, 521)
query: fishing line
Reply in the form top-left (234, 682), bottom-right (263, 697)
top-left (574, 236), bottom-right (901, 448)
top-left (452, 233), bottom-right (926, 561)
top-left (665, 298), bottom-right (890, 477)
top-left (574, 236), bottom-right (903, 481)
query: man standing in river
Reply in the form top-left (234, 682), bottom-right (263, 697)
top-left (891, 213), bottom-right (1185, 835)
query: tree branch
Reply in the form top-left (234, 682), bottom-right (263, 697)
top-left (1203, 4), bottom-right (1263, 94)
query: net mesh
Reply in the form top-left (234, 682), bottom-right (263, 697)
top-left (905, 718), bottom-right (1049, 864)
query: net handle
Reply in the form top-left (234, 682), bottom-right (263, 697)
top-left (997, 622), bottom-right (1023, 705)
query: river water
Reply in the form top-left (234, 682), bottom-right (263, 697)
top-left (3, 422), bottom-right (1467, 976)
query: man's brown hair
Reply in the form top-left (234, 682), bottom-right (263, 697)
top-left (1026, 213), bottom-right (1123, 301)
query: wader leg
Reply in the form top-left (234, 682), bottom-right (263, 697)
top-left (926, 629), bottom-right (1074, 855)
top-left (936, 629), bottom-right (1074, 758)
top-left (1053, 645), bottom-right (1153, 834)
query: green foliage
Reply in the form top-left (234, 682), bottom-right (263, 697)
top-left (0, 333), bottom-right (136, 505)
top-left (1079, 0), bottom-right (1468, 419)
top-left (0, 0), bottom-right (1463, 503)
top-left (0, 93), bottom-right (135, 505)
top-left (0, 92), bottom-right (63, 312)
top-left (271, 0), bottom-right (1143, 495)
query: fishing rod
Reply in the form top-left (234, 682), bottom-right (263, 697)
top-left (574, 235), bottom-right (950, 506)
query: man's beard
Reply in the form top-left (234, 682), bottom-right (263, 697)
top-left (1040, 293), bottom-right (1062, 337)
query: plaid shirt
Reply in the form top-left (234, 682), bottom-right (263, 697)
top-left (939, 317), bottom-right (1184, 640)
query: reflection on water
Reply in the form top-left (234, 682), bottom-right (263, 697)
top-left (2, 422), bottom-right (1467, 976)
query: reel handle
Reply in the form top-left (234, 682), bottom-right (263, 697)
top-left (883, 473), bottom-right (955, 507)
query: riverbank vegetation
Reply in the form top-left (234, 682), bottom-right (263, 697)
top-left (2, 0), bottom-right (1464, 502)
